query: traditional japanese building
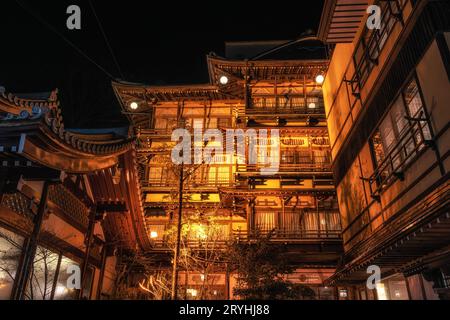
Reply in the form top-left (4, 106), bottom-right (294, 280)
top-left (113, 36), bottom-right (343, 299)
top-left (318, 0), bottom-right (450, 299)
top-left (0, 88), bottom-right (149, 299)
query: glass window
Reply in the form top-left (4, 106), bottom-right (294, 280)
top-left (154, 118), bottom-right (168, 130)
top-left (149, 167), bottom-right (163, 183)
top-left (208, 167), bottom-right (217, 185)
top-left (255, 212), bottom-right (276, 233)
top-left (0, 227), bottom-right (25, 300)
top-left (53, 256), bottom-right (81, 300)
top-left (192, 118), bottom-right (204, 130)
top-left (404, 79), bottom-right (432, 142)
top-left (217, 166), bottom-right (230, 184)
top-left (81, 267), bottom-right (94, 300)
top-left (25, 246), bottom-right (59, 300)
top-left (302, 212), bottom-right (319, 236)
top-left (280, 212), bottom-right (301, 234)
top-left (206, 118), bottom-right (217, 129)
top-left (370, 77), bottom-right (431, 177)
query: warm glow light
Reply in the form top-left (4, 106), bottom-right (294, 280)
top-left (376, 283), bottom-right (388, 300)
top-left (150, 231), bottom-right (158, 239)
top-left (200, 274), bottom-right (205, 281)
top-left (187, 288), bottom-right (198, 297)
top-left (219, 75), bottom-right (229, 85)
top-left (55, 285), bottom-right (68, 296)
top-left (315, 74), bottom-right (325, 85)
top-left (192, 224), bottom-right (208, 240)
top-left (308, 102), bottom-right (316, 109)
top-left (130, 102), bottom-right (139, 110)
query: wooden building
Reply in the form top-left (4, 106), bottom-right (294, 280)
top-left (113, 36), bottom-right (343, 299)
top-left (319, 0), bottom-right (450, 299)
top-left (0, 89), bottom-right (149, 299)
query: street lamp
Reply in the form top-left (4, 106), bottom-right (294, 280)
top-left (130, 102), bottom-right (139, 110)
top-left (315, 74), bottom-right (325, 85)
top-left (219, 75), bottom-right (229, 85)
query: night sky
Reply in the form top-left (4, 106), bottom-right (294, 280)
top-left (1, 0), bottom-right (324, 128)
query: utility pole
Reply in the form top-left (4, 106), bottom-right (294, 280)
top-left (171, 163), bottom-right (184, 300)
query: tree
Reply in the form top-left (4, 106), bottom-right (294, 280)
top-left (226, 230), bottom-right (315, 300)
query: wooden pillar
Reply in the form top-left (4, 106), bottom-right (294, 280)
top-left (404, 275), bottom-right (412, 300)
top-left (419, 274), bottom-right (428, 300)
top-left (247, 198), bottom-right (255, 236)
top-left (96, 244), bottom-right (109, 300)
top-left (15, 181), bottom-right (52, 300)
top-left (50, 253), bottom-right (63, 300)
top-left (225, 263), bottom-right (231, 300)
top-left (79, 209), bottom-right (97, 299)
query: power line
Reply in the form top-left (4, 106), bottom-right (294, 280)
top-left (14, 0), bottom-right (116, 80)
top-left (88, 0), bottom-right (125, 79)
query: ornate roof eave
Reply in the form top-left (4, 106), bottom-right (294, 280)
top-left (0, 89), bottom-right (134, 173)
top-left (112, 80), bottom-right (237, 104)
top-left (0, 119), bottom-right (134, 174)
top-left (0, 90), bottom-right (59, 116)
top-left (207, 54), bottom-right (329, 83)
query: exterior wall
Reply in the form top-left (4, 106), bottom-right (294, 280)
top-left (323, 0), bottom-right (450, 251)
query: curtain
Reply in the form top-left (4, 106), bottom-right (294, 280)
top-left (302, 212), bottom-right (319, 237)
top-left (280, 212), bottom-right (301, 234)
top-left (255, 212), bottom-right (276, 233)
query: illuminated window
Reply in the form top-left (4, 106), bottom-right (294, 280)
top-left (54, 256), bottom-right (83, 300)
top-left (25, 246), bottom-right (59, 300)
top-left (370, 77), bottom-right (431, 178)
top-left (339, 289), bottom-right (348, 298)
top-left (0, 227), bottom-right (24, 300)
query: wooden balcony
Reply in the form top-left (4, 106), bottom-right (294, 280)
top-left (0, 191), bottom-right (35, 221)
top-left (236, 163), bottom-right (332, 175)
top-left (149, 228), bottom-right (342, 251)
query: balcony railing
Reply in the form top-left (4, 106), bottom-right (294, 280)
top-left (367, 118), bottom-right (432, 198)
top-left (0, 192), bottom-right (35, 220)
top-left (48, 184), bottom-right (90, 228)
top-left (142, 179), bottom-right (234, 189)
top-left (149, 228), bottom-right (341, 249)
top-left (243, 229), bottom-right (341, 240)
top-left (352, 0), bottom-right (407, 90)
top-left (237, 163), bottom-right (332, 174)
top-left (248, 97), bottom-right (325, 115)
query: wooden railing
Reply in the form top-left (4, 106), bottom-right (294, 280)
top-left (352, 0), bottom-right (407, 90)
top-left (237, 163), bottom-right (332, 173)
top-left (48, 184), bottom-right (90, 228)
top-left (0, 192), bottom-right (35, 220)
top-left (149, 228), bottom-right (342, 249)
top-left (367, 118), bottom-right (432, 198)
top-left (248, 96), bottom-right (325, 115)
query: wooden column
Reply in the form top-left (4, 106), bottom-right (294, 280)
top-left (225, 263), bottom-right (231, 300)
top-left (50, 253), bottom-right (63, 300)
top-left (96, 244), bottom-right (109, 300)
top-left (79, 209), bottom-right (97, 299)
top-left (15, 181), bottom-right (52, 300)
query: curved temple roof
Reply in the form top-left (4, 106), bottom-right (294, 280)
top-left (0, 89), bottom-right (135, 173)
